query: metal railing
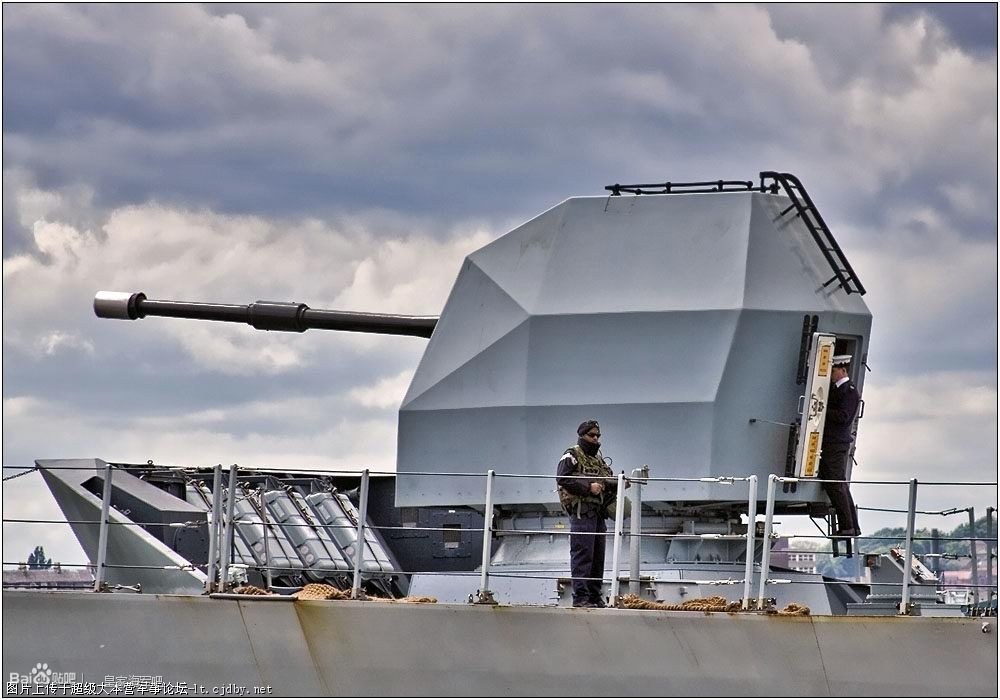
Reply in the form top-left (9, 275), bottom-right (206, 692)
top-left (754, 475), bottom-right (997, 614)
top-left (3, 463), bottom-right (997, 615)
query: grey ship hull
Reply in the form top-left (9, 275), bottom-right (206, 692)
top-left (3, 590), bottom-right (996, 696)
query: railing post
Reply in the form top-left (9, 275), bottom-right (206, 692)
top-left (900, 478), bottom-right (918, 614)
top-left (93, 462), bottom-right (114, 592)
top-left (477, 469), bottom-right (496, 602)
top-left (351, 469), bottom-right (370, 599)
top-left (262, 487), bottom-right (272, 591)
top-left (756, 475), bottom-right (778, 609)
top-left (742, 475), bottom-right (758, 610)
top-left (205, 465), bottom-right (223, 593)
top-left (218, 465), bottom-right (238, 591)
top-left (988, 507), bottom-right (996, 609)
top-left (629, 467), bottom-right (646, 596)
top-left (968, 507), bottom-right (980, 609)
top-left (609, 472), bottom-right (627, 606)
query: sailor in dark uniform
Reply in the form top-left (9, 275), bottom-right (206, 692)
top-left (556, 420), bottom-right (617, 608)
top-left (820, 355), bottom-right (862, 536)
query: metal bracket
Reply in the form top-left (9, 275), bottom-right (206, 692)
top-left (783, 424), bottom-right (799, 493)
top-left (471, 589), bottom-right (498, 605)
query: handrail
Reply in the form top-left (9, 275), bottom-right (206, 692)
top-left (11, 462), bottom-right (994, 487)
top-left (605, 180), bottom-right (768, 196)
top-left (759, 171), bottom-right (866, 295)
top-left (6, 465), bottom-right (997, 615)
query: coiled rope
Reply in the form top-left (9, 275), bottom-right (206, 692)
top-left (232, 582), bottom-right (437, 604)
top-left (619, 593), bottom-right (810, 616)
top-left (619, 594), bottom-right (741, 612)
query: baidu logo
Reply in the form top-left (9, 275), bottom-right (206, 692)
top-left (8, 661), bottom-right (77, 694)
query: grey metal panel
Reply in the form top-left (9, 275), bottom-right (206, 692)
top-left (397, 402), bottom-right (716, 507)
top-left (2, 591), bottom-right (994, 697)
top-left (233, 599), bottom-right (329, 694)
top-left (815, 616), bottom-right (997, 696)
top-left (404, 309), bottom-right (738, 408)
top-left (464, 198), bottom-right (568, 312)
top-left (1, 591), bottom-right (325, 695)
top-left (402, 318), bottom-right (531, 411)
top-left (523, 311), bottom-right (737, 405)
top-left (38, 460), bottom-right (205, 593)
top-left (470, 194), bottom-right (753, 314)
top-left (403, 259), bottom-right (529, 407)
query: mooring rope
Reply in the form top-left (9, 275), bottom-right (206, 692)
top-left (231, 585), bottom-right (805, 613)
top-left (231, 582), bottom-right (437, 604)
top-left (619, 593), bottom-right (810, 616)
top-left (619, 594), bottom-right (742, 612)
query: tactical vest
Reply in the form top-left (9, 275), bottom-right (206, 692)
top-left (558, 444), bottom-right (613, 518)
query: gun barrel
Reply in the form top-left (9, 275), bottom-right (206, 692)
top-left (94, 291), bottom-right (437, 338)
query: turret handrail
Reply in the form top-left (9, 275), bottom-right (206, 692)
top-left (759, 171), bottom-right (866, 296)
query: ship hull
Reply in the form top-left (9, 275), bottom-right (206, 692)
top-left (2, 591), bottom-right (996, 696)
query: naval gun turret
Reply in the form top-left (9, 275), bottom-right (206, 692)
top-left (395, 172), bottom-right (871, 517)
top-left (94, 172), bottom-right (871, 527)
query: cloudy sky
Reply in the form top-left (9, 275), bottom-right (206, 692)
top-left (3, 4), bottom-right (997, 566)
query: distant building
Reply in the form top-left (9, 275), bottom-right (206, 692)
top-left (938, 540), bottom-right (997, 591)
top-left (771, 537), bottom-right (818, 574)
top-left (2, 564), bottom-right (93, 590)
top-left (939, 564), bottom-right (998, 589)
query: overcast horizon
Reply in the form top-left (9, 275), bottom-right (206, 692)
top-left (3, 3), bottom-right (997, 567)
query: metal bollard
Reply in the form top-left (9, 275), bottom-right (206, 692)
top-left (742, 475), bottom-right (758, 610)
top-left (93, 462), bottom-right (114, 592)
top-left (609, 472), bottom-right (627, 606)
top-left (756, 474), bottom-right (778, 609)
top-left (351, 469), bottom-right (370, 599)
top-left (218, 465), bottom-right (238, 591)
top-left (476, 469), bottom-right (496, 603)
top-left (900, 478), bottom-right (918, 614)
top-left (204, 465), bottom-right (223, 593)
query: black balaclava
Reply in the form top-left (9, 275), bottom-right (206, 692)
top-left (577, 420), bottom-right (601, 456)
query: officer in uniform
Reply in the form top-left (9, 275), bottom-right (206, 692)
top-left (819, 355), bottom-right (862, 537)
top-left (556, 420), bottom-right (619, 608)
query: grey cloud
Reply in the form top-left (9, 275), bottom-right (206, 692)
top-left (5, 3), bottom-right (991, 230)
top-left (1, 168), bottom-right (108, 257)
top-left (885, 3), bottom-right (998, 57)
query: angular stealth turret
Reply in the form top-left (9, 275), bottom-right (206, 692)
top-left (93, 173), bottom-right (872, 515)
top-left (396, 176), bottom-right (871, 508)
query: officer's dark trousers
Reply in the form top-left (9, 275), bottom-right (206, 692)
top-left (570, 514), bottom-right (607, 605)
top-left (818, 443), bottom-right (858, 532)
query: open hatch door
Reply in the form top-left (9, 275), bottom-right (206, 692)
top-left (795, 332), bottom-right (836, 478)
